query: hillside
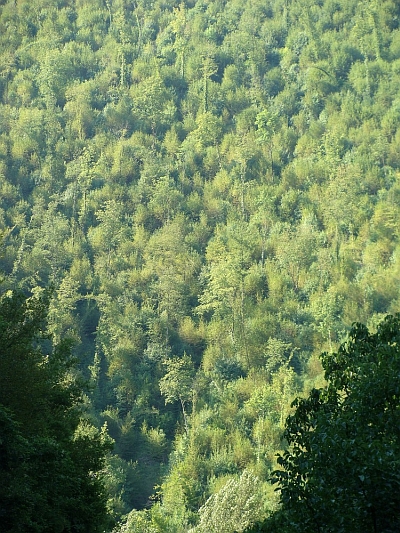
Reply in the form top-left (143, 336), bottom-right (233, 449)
top-left (1, 0), bottom-right (400, 531)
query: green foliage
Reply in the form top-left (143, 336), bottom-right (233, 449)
top-left (160, 353), bottom-right (195, 433)
top-left (190, 470), bottom-right (266, 533)
top-left (0, 289), bottom-right (113, 532)
top-left (266, 314), bottom-right (400, 532)
top-left (2, 0), bottom-right (400, 529)
top-left (119, 509), bottom-right (159, 533)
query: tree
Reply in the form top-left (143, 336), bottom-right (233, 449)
top-left (159, 353), bottom-right (195, 434)
top-left (0, 289), bottom-right (113, 533)
top-left (198, 218), bottom-right (261, 368)
top-left (130, 73), bottom-right (176, 138)
top-left (256, 108), bottom-right (279, 171)
top-left (263, 314), bottom-right (400, 533)
top-left (143, 216), bottom-right (201, 332)
top-left (170, 3), bottom-right (189, 79)
top-left (190, 470), bottom-right (265, 533)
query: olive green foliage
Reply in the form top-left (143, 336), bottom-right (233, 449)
top-left (0, 289), bottom-right (113, 532)
top-left (1, 0), bottom-right (400, 530)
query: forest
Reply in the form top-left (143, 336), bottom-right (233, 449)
top-left (1, 0), bottom-right (400, 531)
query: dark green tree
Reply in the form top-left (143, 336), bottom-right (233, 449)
top-left (257, 314), bottom-right (400, 533)
top-left (0, 289), bottom-right (113, 533)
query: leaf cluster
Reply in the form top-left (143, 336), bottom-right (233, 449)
top-left (267, 315), bottom-right (400, 532)
top-left (0, 290), bottom-right (113, 533)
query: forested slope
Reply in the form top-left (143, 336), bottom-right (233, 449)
top-left (1, 0), bottom-right (400, 531)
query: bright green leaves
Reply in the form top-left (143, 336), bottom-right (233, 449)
top-left (160, 353), bottom-right (195, 433)
top-left (256, 109), bottom-right (279, 145)
top-left (143, 215), bottom-right (201, 324)
top-left (190, 470), bottom-right (265, 533)
top-left (159, 354), bottom-right (195, 408)
top-left (131, 74), bottom-right (177, 137)
top-left (11, 103), bottom-right (41, 147)
top-left (170, 3), bottom-right (189, 78)
top-left (3, 0), bottom-right (400, 530)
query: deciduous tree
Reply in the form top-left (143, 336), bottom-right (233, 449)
top-left (0, 289), bottom-right (113, 533)
top-left (262, 314), bottom-right (400, 533)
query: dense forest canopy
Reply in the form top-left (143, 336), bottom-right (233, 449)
top-left (1, 0), bottom-right (400, 531)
